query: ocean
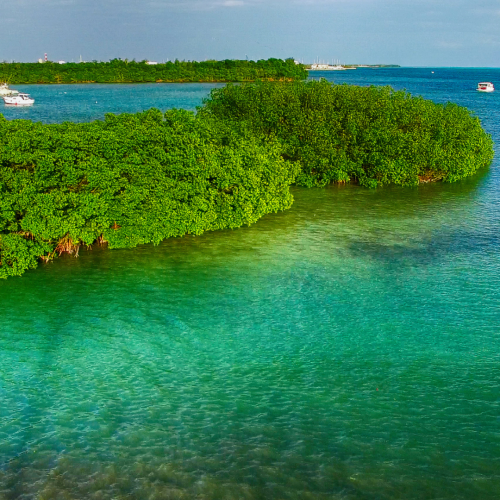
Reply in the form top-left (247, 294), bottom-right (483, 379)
top-left (1, 68), bottom-right (499, 499)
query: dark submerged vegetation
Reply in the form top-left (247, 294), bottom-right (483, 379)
top-left (0, 80), bottom-right (493, 278)
top-left (0, 58), bottom-right (308, 84)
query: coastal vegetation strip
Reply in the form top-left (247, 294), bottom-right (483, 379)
top-left (0, 58), bottom-right (308, 84)
top-left (0, 81), bottom-right (493, 278)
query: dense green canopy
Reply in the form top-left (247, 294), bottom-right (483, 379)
top-left (0, 109), bottom-right (298, 278)
top-left (0, 80), bottom-right (494, 278)
top-left (200, 80), bottom-right (494, 187)
top-left (0, 58), bottom-right (307, 84)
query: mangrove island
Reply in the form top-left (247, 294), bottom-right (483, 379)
top-left (0, 80), bottom-right (493, 278)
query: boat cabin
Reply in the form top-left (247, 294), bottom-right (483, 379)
top-left (477, 82), bottom-right (494, 92)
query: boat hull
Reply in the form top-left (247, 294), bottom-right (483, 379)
top-left (477, 82), bottom-right (494, 92)
top-left (2, 97), bottom-right (34, 106)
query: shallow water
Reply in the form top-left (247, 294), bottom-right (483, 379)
top-left (1, 69), bottom-right (500, 499)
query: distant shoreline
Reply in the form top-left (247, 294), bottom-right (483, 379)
top-left (306, 64), bottom-right (401, 70)
top-left (0, 58), bottom-right (308, 85)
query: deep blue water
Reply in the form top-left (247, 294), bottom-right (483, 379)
top-left (1, 69), bottom-right (499, 499)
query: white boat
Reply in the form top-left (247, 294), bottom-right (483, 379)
top-left (3, 93), bottom-right (35, 106)
top-left (477, 82), bottom-right (494, 92)
top-left (0, 83), bottom-right (19, 96)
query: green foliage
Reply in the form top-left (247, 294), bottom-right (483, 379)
top-left (0, 80), bottom-right (494, 278)
top-left (199, 80), bottom-right (494, 187)
top-left (0, 109), bottom-right (299, 278)
top-left (0, 58), bottom-right (307, 84)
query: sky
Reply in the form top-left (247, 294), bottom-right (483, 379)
top-left (0, 0), bottom-right (499, 66)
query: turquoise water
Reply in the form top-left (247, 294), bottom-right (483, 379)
top-left (0, 82), bottom-right (225, 123)
top-left (1, 69), bottom-right (500, 499)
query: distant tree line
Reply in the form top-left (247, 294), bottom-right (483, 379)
top-left (0, 81), bottom-right (493, 278)
top-left (0, 58), bottom-right (308, 84)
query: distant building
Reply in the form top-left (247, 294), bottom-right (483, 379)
top-left (38, 58), bottom-right (44, 63)
top-left (146, 61), bottom-right (158, 65)
top-left (310, 63), bottom-right (346, 71)
top-left (58, 61), bottom-right (66, 64)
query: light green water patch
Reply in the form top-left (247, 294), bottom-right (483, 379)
top-left (1, 175), bottom-right (500, 499)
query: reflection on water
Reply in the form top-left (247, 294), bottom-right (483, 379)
top-left (1, 69), bottom-right (500, 499)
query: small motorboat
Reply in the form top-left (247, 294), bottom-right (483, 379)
top-left (3, 93), bottom-right (35, 106)
top-left (0, 83), bottom-right (19, 96)
top-left (477, 82), bottom-right (494, 92)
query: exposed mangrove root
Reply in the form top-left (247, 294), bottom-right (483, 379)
top-left (55, 236), bottom-right (80, 257)
top-left (39, 253), bottom-right (54, 263)
top-left (419, 174), bottom-right (444, 183)
top-left (15, 231), bottom-right (36, 240)
top-left (37, 234), bottom-right (107, 264)
top-left (96, 234), bottom-right (108, 245)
